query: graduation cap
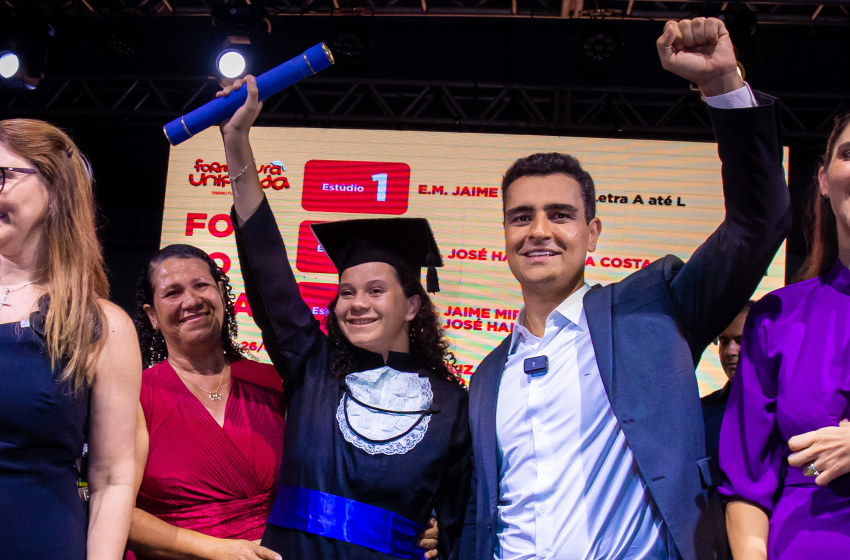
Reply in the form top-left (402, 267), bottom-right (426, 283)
top-left (311, 218), bottom-right (443, 293)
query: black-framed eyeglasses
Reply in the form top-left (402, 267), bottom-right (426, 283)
top-left (0, 167), bottom-right (39, 194)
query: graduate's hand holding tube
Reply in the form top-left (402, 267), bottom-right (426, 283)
top-left (165, 43), bottom-right (333, 145)
top-left (218, 75), bottom-right (263, 139)
top-left (218, 75), bottom-right (265, 224)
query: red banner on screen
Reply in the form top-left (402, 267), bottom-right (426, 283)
top-left (301, 160), bottom-right (410, 215)
top-left (298, 282), bottom-right (338, 333)
top-left (296, 220), bottom-right (337, 274)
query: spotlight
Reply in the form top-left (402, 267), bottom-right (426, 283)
top-left (214, 35), bottom-right (252, 81)
top-left (0, 51), bottom-right (20, 79)
top-left (0, 5), bottom-right (53, 90)
top-left (210, 0), bottom-right (269, 83)
top-left (577, 22), bottom-right (622, 68)
top-left (216, 47), bottom-right (247, 79)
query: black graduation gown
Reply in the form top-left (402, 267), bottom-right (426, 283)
top-left (233, 198), bottom-right (471, 560)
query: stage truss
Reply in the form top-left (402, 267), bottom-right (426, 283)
top-left (1, 74), bottom-right (846, 145)
top-left (25, 0), bottom-right (850, 27)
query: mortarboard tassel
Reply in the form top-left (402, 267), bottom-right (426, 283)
top-left (426, 254), bottom-right (440, 294)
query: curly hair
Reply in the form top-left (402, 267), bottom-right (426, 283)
top-left (134, 244), bottom-right (245, 369)
top-left (325, 265), bottom-right (462, 386)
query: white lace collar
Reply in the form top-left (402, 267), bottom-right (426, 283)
top-left (336, 366), bottom-right (434, 456)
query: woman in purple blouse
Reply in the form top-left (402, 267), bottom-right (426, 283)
top-left (720, 113), bottom-right (850, 559)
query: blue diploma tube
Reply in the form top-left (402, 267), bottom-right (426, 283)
top-left (163, 42), bottom-right (334, 145)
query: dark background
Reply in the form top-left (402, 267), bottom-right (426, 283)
top-left (3, 11), bottom-right (849, 311)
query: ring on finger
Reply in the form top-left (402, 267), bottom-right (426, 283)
top-left (804, 462), bottom-right (820, 477)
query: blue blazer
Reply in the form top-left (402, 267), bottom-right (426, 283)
top-left (460, 95), bottom-right (791, 560)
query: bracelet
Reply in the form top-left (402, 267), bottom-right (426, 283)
top-left (230, 158), bottom-right (256, 183)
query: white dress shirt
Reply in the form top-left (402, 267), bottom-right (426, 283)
top-left (496, 284), bottom-right (668, 560)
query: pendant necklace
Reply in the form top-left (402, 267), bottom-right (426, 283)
top-left (0, 275), bottom-right (37, 307)
top-left (173, 362), bottom-right (229, 401)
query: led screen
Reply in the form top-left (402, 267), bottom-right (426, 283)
top-left (162, 126), bottom-right (787, 394)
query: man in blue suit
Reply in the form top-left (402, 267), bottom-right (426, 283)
top-left (460, 18), bottom-right (791, 560)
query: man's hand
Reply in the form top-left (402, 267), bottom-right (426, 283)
top-left (656, 17), bottom-right (744, 97)
top-left (788, 419), bottom-right (850, 486)
top-left (417, 517), bottom-right (439, 560)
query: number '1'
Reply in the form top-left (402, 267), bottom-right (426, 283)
top-left (372, 173), bottom-right (388, 202)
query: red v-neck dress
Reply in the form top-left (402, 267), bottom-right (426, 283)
top-left (134, 358), bottom-right (285, 556)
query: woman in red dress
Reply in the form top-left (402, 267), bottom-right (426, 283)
top-left (129, 244), bottom-right (285, 560)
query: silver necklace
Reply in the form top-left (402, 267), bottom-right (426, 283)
top-left (0, 276), bottom-right (37, 307)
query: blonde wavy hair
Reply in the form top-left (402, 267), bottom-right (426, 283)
top-left (0, 119), bottom-right (109, 391)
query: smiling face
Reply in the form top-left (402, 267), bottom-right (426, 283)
top-left (819, 123), bottom-right (850, 257)
top-left (144, 257), bottom-right (226, 354)
top-left (335, 262), bottom-right (421, 360)
top-left (504, 173), bottom-right (602, 303)
top-left (0, 143), bottom-right (50, 260)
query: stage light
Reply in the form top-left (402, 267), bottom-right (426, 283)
top-left (0, 51), bottom-right (20, 79)
top-left (577, 22), bottom-right (623, 68)
top-left (0, 5), bottom-right (53, 90)
top-left (216, 47), bottom-right (247, 79)
top-left (105, 23), bottom-right (144, 59)
top-left (210, 1), bottom-right (270, 83)
top-left (327, 20), bottom-right (373, 66)
top-left (213, 35), bottom-right (254, 82)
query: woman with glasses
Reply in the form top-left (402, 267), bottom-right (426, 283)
top-left (0, 119), bottom-right (142, 559)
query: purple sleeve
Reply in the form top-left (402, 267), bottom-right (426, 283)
top-left (718, 306), bottom-right (785, 514)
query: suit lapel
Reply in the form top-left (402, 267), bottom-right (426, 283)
top-left (583, 287), bottom-right (615, 407)
top-left (478, 336), bottom-right (511, 514)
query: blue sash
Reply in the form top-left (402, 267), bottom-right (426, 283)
top-left (267, 486), bottom-right (425, 559)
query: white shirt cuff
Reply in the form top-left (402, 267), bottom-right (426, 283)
top-left (705, 82), bottom-right (757, 109)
